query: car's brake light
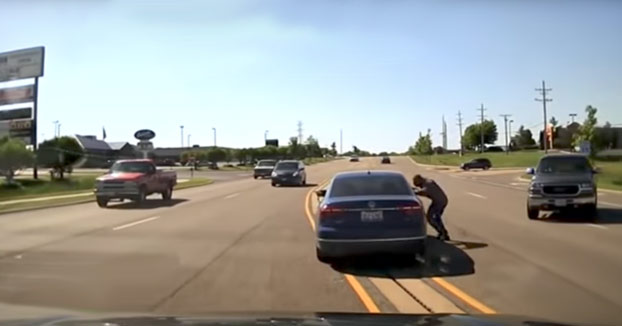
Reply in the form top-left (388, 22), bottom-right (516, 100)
top-left (319, 204), bottom-right (345, 218)
top-left (397, 203), bottom-right (421, 215)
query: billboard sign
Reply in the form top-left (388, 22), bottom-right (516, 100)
top-left (0, 47), bottom-right (45, 82)
top-left (134, 129), bottom-right (156, 141)
top-left (0, 107), bottom-right (32, 121)
top-left (0, 85), bottom-right (35, 106)
top-left (265, 139), bottom-right (279, 147)
top-left (0, 119), bottom-right (33, 144)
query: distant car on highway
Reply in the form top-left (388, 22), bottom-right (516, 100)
top-left (94, 159), bottom-right (177, 208)
top-left (271, 160), bottom-right (307, 186)
top-left (381, 156), bottom-right (391, 164)
top-left (314, 171), bottom-right (426, 263)
top-left (460, 158), bottom-right (492, 170)
top-left (526, 154), bottom-right (598, 220)
top-left (254, 159), bottom-right (277, 179)
top-left (349, 155), bottom-right (359, 162)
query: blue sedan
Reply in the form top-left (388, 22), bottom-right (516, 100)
top-left (314, 171), bottom-right (426, 262)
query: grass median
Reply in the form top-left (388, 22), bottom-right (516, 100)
top-left (0, 177), bottom-right (213, 214)
top-left (413, 152), bottom-right (622, 191)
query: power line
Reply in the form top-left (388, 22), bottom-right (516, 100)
top-left (477, 103), bottom-right (486, 153)
top-left (457, 110), bottom-right (464, 156)
top-left (535, 80), bottom-right (552, 153)
top-left (500, 114), bottom-right (512, 155)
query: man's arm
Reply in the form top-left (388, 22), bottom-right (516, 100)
top-left (415, 188), bottom-right (430, 197)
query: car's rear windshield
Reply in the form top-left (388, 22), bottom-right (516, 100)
top-left (257, 161), bottom-right (276, 167)
top-left (111, 162), bottom-right (153, 173)
top-left (537, 157), bottom-right (591, 174)
top-left (330, 175), bottom-right (412, 197)
top-left (275, 162), bottom-right (298, 170)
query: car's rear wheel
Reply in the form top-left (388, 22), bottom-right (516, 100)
top-left (253, 175), bottom-right (258, 179)
top-left (162, 186), bottom-right (173, 200)
top-left (271, 182), bottom-right (277, 187)
top-left (316, 248), bottom-right (332, 263)
top-left (527, 206), bottom-right (539, 220)
top-left (96, 197), bottom-right (108, 208)
top-left (483, 166), bottom-right (490, 170)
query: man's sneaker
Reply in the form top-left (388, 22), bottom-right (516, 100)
top-left (438, 233), bottom-right (451, 241)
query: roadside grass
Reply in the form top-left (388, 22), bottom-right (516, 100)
top-left (303, 157), bottom-right (335, 165)
top-left (217, 165), bottom-right (254, 171)
top-left (411, 151), bottom-right (542, 168)
top-left (0, 177), bottom-right (213, 214)
top-left (0, 175), bottom-right (99, 201)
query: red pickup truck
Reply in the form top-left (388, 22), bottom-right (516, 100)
top-left (94, 159), bottom-right (177, 208)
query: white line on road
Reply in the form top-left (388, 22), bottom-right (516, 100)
top-left (600, 201), bottom-right (622, 208)
top-left (466, 192), bottom-right (487, 199)
top-left (112, 216), bottom-right (160, 231)
top-left (224, 193), bottom-right (240, 199)
top-left (587, 224), bottom-right (608, 230)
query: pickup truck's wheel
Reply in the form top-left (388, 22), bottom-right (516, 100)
top-left (162, 186), bottom-right (173, 200)
top-left (253, 176), bottom-right (258, 179)
top-left (527, 206), bottom-right (539, 220)
top-left (136, 186), bottom-right (147, 203)
top-left (582, 204), bottom-right (598, 222)
top-left (96, 197), bottom-right (108, 208)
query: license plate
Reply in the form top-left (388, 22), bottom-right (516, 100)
top-left (361, 211), bottom-right (383, 222)
top-left (555, 199), bottom-right (567, 206)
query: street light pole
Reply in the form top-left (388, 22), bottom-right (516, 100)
top-left (187, 134), bottom-right (191, 148)
top-left (212, 127), bottom-right (217, 147)
top-left (180, 125), bottom-right (184, 148)
top-left (53, 121), bottom-right (59, 137)
top-left (264, 130), bottom-right (268, 142)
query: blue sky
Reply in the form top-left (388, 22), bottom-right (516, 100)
top-left (1, 0), bottom-right (621, 152)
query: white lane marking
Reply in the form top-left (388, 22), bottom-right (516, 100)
top-left (224, 193), bottom-right (240, 199)
top-left (600, 201), bottom-right (622, 208)
top-left (466, 192), bottom-right (487, 199)
top-left (587, 224), bottom-right (608, 230)
top-left (112, 216), bottom-right (160, 231)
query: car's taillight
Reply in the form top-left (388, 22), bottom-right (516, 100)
top-left (397, 203), bottom-right (421, 215)
top-left (319, 204), bottom-right (345, 218)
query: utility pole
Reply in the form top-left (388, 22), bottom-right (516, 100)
top-left (569, 113), bottom-right (577, 123)
top-left (509, 120), bottom-right (514, 145)
top-left (297, 121), bottom-right (303, 143)
top-left (264, 130), bottom-right (268, 142)
top-left (477, 103), bottom-right (486, 153)
top-left (535, 80), bottom-right (552, 153)
top-left (53, 121), bottom-right (59, 137)
top-left (440, 116), bottom-right (447, 150)
top-left (500, 114), bottom-right (512, 155)
top-left (457, 111), bottom-right (464, 156)
top-left (212, 127), bottom-right (217, 147)
top-left (187, 134), bottom-right (191, 148)
top-left (180, 125), bottom-right (184, 148)
top-left (339, 129), bottom-right (343, 155)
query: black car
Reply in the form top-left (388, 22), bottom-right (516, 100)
top-left (271, 160), bottom-right (307, 186)
top-left (381, 156), bottom-right (391, 164)
top-left (254, 159), bottom-right (277, 179)
top-left (460, 158), bottom-right (492, 170)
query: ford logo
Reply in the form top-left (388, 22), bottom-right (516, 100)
top-left (134, 129), bottom-right (156, 141)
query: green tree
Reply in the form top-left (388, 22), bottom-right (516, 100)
top-left (288, 137), bottom-right (306, 159)
top-left (236, 148), bottom-right (249, 165)
top-left (549, 116), bottom-right (558, 127)
top-left (38, 136), bottom-right (84, 179)
top-left (352, 145), bottom-right (360, 154)
top-left (572, 105), bottom-right (598, 154)
top-left (463, 120), bottom-right (498, 151)
top-left (305, 135), bottom-right (322, 157)
top-left (0, 138), bottom-right (34, 184)
top-left (511, 125), bottom-right (536, 149)
top-left (206, 147), bottom-right (227, 165)
top-left (330, 142), bottom-right (337, 156)
top-left (413, 132), bottom-right (433, 155)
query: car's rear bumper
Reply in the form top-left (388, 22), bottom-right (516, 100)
top-left (272, 176), bottom-right (302, 184)
top-left (94, 190), bottom-right (140, 198)
top-left (528, 195), bottom-right (596, 209)
top-left (254, 170), bottom-right (273, 177)
top-left (316, 236), bottom-right (426, 257)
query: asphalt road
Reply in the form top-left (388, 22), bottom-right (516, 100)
top-left (1, 157), bottom-right (622, 325)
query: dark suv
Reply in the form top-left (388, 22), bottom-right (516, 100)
top-left (271, 160), bottom-right (307, 186)
top-left (460, 158), bottom-right (492, 170)
top-left (526, 154), bottom-right (598, 220)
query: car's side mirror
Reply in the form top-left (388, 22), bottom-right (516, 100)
top-left (525, 167), bottom-right (535, 175)
top-left (300, 167), bottom-right (305, 171)
top-left (315, 189), bottom-right (326, 199)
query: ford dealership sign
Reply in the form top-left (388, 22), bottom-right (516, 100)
top-left (134, 129), bottom-right (155, 141)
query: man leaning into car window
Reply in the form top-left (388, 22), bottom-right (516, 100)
top-left (413, 174), bottom-right (450, 241)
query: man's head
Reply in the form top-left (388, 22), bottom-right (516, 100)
top-left (412, 174), bottom-right (426, 187)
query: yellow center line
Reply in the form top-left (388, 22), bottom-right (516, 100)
top-left (304, 178), bottom-right (380, 313)
top-left (431, 277), bottom-right (496, 314)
